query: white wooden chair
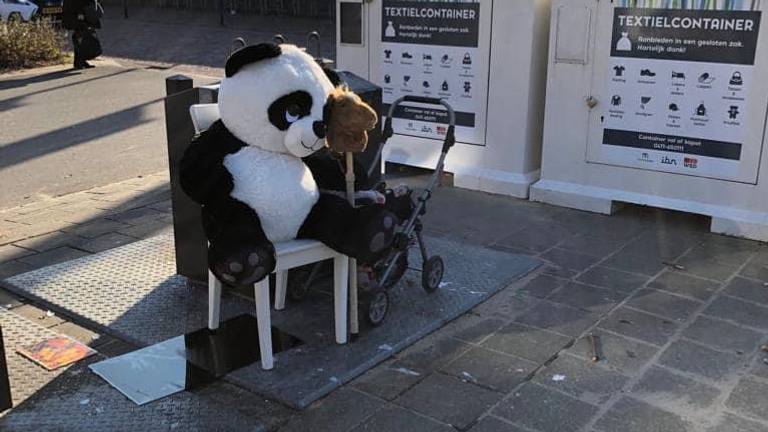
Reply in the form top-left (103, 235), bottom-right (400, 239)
top-left (190, 103), bottom-right (350, 370)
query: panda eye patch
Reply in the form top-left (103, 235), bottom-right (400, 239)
top-left (268, 91), bottom-right (313, 130)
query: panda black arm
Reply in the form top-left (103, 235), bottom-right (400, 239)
top-left (180, 120), bottom-right (245, 205)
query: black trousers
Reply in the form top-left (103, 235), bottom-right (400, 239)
top-left (72, 28), bottom-right (88, 66)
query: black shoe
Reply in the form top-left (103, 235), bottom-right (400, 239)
top-left (81, 61), bottom-right (95, 69)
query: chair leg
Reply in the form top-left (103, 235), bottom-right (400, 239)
top-left (333, 255), bottom-right (349, 344)
top-left (254, 278), bottom-right (274, 370)
top-left (208, 271), bottom-right (222, 330)
top-left (274, 271), bottom-right (288, 310)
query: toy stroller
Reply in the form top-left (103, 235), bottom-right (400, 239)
top-left (290, 95), bottom-right (457, 326)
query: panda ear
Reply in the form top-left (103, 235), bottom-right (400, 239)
top-left (323, 67), bottom-right (342, 87)
top-left (225, 43), bottom-right (282, 78)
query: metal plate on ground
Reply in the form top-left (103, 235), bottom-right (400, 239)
top-left (3, 234), bottom-right (540, 408)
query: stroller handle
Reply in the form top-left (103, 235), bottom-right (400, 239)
top-left (382, 96), bottom-right (456, 153)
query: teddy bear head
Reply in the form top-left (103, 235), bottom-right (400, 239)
top-left (325, 86), bottom-right (378, 154)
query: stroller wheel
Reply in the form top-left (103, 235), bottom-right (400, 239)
top-left (365, 290), bottom-right (390, 326)
top-left (422, 256), bottom-right (444, 293)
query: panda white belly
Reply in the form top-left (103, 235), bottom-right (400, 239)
top-left (224, 146), bottom-right (319, 243)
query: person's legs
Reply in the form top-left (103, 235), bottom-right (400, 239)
top-left (71, 29), bottom-right (83, 69)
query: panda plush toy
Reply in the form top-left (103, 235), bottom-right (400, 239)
top-left (180, 43), bottom-right (397, 287)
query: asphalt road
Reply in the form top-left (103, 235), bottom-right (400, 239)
top-left (0, 63), bottom-right (214, 209)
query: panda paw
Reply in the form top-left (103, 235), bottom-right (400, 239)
top-left (357, 208), bottom-right (397, 263)
top-left (209, 244), bottom-right (276, 286)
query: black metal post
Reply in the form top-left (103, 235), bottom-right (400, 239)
top-left (0, 326), bottom-right (12, 413)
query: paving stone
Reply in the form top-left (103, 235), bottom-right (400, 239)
top-left (493, 382), bottom-right (598, 432)
top-left (518, 274), bottom-right (567, 299)
top-left (469, 416), bottom-right (527, 432)
top-left (473, 290), bottom-right (541, 320)
top-left (442, 314), bottom-right (507, 344)
top-left (724, 277), bottom-right (768, 306)
top-left (396, 373), bottom-right (501, 430)
top-left (495, 223), bottom-right (571, 252)
top-left (632, 366), bottom-right (720, 409)
top-left (50, 321), bottom-right (103, 346)
top-left (543, 265), bottom-right (578, 279)
top-left (148, 200), bottom-right (173, 213)
top-left (577, 266), bottom-right (650, 293)
top-left (481, 322), bottom-right (572, 363)
top-left (441, 346), bottom-right (537, 392)
top-left (95, 339), bottom-right (139, 357)
top-left (740, 262), bottom-right (768, 282)
top-left (515, 300), bottom-right (600, 337)
top-left (533, 354), bottom-right (629, 404)
top-left (0, 260), bottom-right (34, 278)
top-left (0, 288), bottom-right (23, 309)
top-left (659, 340), bottom-right (745, 381)
top-left (117, 214), bottom-right (173, 239)
top-left (705, 412), bottom-right (768, 432)
top-left (281, 388), bottom-right (383, 432)
top-left (17, 246), bottom-right (90, 268)
top-left (392, 333), bottom-right (472, 374)
top-left (540, 248), bottom-right (602, 272)
top-left (750, 357), bottom-right (768, 380)
top-left (595, 397), bottom-right (694, 432)
top-left (547, 282), bottom-right (626, 313)
top-left (726, 378), bottom-right (768, 422)
top-left (648, 271), bottom-right (720, 301)
top-left (618, 235), bottom-right (693, 261)
top-left (0, 244), bottom-right (34, 263)
top-left (352, 361), bottom-right (424, 401)
top-left (106, 206), bottom-right (166, 226)
top-left (602, 250), bottom-right (666, 276)
top-left (13, 304), bottom-right (66, 328)
top-left (704, 295), bottom-right (768, 330)
top-left (80, 232), bottom-right (138, 253)
top-left (687, 236), bottom-right (759, 267)
top-left (350, 404), bottom-right (452, 432)
top-left (598, 307), bottom-right (679, 346)
top-left (193, 380), bottom-right (294, 432)
top-left (12, 231), bottom-right (88, 253)
top-left (682, 316), bottom-right (764, 353)
top-left (677, 250), bottom-right (740, 281)
top-left (558, 234), bottom-right (628, 258)
top-left (62, 218), bottom-right (131, 239)
top-left (626, 289), bottom-right (701, 322)
top-left (565, 329), bottom-right (658, 373)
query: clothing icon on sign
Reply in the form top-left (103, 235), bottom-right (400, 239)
top-left (672, 71), bottom-right (685, 80)
top-left (730, 71), bottom-right (743, 86)
top-left (403, 75), bottom-right (411, 86)
top-left (613, 65), bottom-right (625, 77)
top-left (384, 74), bottom-right (391, 84)
top-left (728, 105), bottom-right (740, 119)
top-left (384, 49), bottom-right (392, 60)
top-left (640, 69), bottom-right (656, 77)
top-left (464, 81), bottom-right (471, 93)
top-left (640, 96), bottom-right (651, 109)
top-left (385, 21), bottom-right (396, 38)
top-left (611, 95), bottom-right (622, 106)
top-left (616, 32), bottom-right (632, 51)
top-left (423, 54), bottom-right (432, 62)
top-left (463, 53), bottom-right (472, 65)
top-left (668, 103), bottom-right (679, 112)
top-left (696, 103), bottom-right (707, 116)
top-left (441, 54), bottom-right (452, 65)
top-left (422, 81), bottom-right (430, 88)
top-left (442, 80), bottom-right (449, 91)
top-left (402, 52), bottom-right (413, 59)
top-left (698, 73), bottom-right (715, 84)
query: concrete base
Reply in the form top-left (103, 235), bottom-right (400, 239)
top-left (453, 167), bottom-right (540, 199)
top-left (530, 179), bottom-right (768, 242)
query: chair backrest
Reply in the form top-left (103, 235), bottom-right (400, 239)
top-left (190, 103), bottom-right (221, 133)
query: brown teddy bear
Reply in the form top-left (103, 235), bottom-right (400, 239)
top-left (325, 86), bottom-right (378, 154)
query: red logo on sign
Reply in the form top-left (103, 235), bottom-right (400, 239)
top-left (436, 126), bottom-right (447, 135)
top-left (684, 157), bottom-right (698, 168)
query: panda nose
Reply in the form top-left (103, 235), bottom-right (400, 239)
top-left (312, 121), bottom-right (326, 139)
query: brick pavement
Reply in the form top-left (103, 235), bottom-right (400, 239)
top-left (1, 169), bottom-right (768, 430)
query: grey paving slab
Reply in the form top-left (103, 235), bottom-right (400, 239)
top-left (659, 340), bottom-right (746, 381)
top-left (391, 332), bottom-right (473, 375)
top-left (558, 233), bottom-right (629, 258)
top-left (79, 232), bottom-right (138, 253)
top-left (469, 416), bottom-right (527, 432)
top-left (540, 248), bottom-right (602, 272)
top-left (724, 277), bottom-right (768, 306)
top-left (440, 346), bottom-right (537, 393)
top-left (0, 288), bottom-right (23, 309)
top-left (440, 313), bottom-right (507, 344)
top-left (687, 235), bottom-right (759, 266)
top-left (0, 261), bottom-right (34, 279)
top-left (682, 316), bottom-right (764, 353)
top-left (704, 295), bottom-right (768, 330)
top-left (564, 329), bottom-right (659, 374)
top-left (705, 413), bottom-right (768, 432)
top-left (0, 245), bottom-right (33, 263)
top-left (515, 300), bottom-right (600, 338)
top-left (49, 321), bottom-right (103, 346)
top-left (351, 361), bottom-right (424, 401)
top-left (648, 270), bottom-right (720, 301)
top-left (547, 282), bottom-right (627, 314)
top-left (625, 289), bottom-right (702, 322)
top-left (349, 404), bottom-right (453, 432)
top-left (493, 382), bottom-right (598, 432)
top-left (739, 262), bottom-right (768, 282)
top-left (16, 246), bottom-right (90, 268)
top-left (481, 322), bottom-right (573, 363)
top-left (4, 233), bottom-right (539, 409)
top-left (577, 266), bottom-right (650, 293)
top-left (11, 231), bottom-right (88, 253)
top-left (533, 354), bottom-right (629, 405)
top-left (472, 290), bottom-right (541, 320)
top-left (62, 219), bottom-right (131, 239)
top-left (278, 388), bottom-right (382, 432)
top-left (517, 274), bottom-right (567, 299)
top-left (594, 397), bottom-right (695, 432)
top-left (602, 250), bottom-right (666, 276)
top-left (598, 307), bottom-right (679, 346)
top-left (395, 373), bottom-right (501, 430)
top-left (12, 304), bottom-right (65, 328)
top-left (632, 366), bottom-right (721, 409)
top-left (726, 377), bottom-right (768, 422)
top-left (677, 250), bottom-right (740, 281)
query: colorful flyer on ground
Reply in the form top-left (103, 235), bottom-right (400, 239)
top-left (17, 336), bottom-right (96, 371)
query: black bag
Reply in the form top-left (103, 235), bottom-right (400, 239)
top-left (79, 31), bottom-right (102, 61)
top-left (83, 0), bottom-right (104, 26)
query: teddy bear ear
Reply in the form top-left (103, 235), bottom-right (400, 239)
top-left (225, 43), bottom-right (282, 78)
top-left (322, 67), bottom-right (342, 87)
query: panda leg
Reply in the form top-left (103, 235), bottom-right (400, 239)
top-left (204, 198), bottom-right (276, 287)
top-left (298, 194), bottom-right (397, 264)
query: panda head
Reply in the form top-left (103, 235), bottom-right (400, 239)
top-left (218, 43), bottom-right (340, 158)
